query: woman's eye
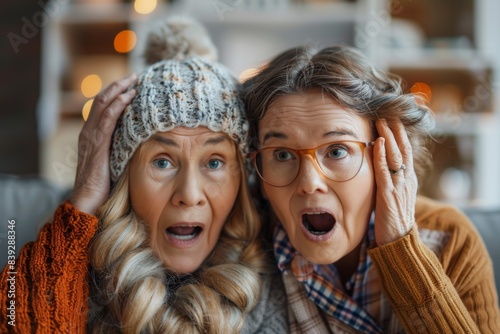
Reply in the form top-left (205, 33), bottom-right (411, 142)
top-left (274, 149), bottom-right (294, 161)
top-left (153, 158), bottom-right (173, 169)
top-left (327, 146), bottom-right (348, 159)
top-left (207, 159), bottom-right (223, 170)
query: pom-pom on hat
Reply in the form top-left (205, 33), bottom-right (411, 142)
top-left (110, 17), bottom-right (248, 182)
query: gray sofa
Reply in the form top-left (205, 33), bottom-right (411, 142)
top-left (1, 174), bottom-right (499, 300)
top-left (0, 174), bottom-right (71, 268)
top-left (461, 207), bottom-right (500, 298)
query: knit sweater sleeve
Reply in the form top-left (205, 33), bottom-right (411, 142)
top-left (368, 198), bottom-right (500, 334)
top-left (0, 202), bottom-right (99, 334)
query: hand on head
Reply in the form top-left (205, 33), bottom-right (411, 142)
top-left (241, 44), bottom-right (497, 334)
top-left (373, 119), bottom-right (418, 245)
top-left (243, 44), bottom-right (431, 268)
top-left (86, 18), bottom-right (263, 333)
top-left (70, 74), bottom-right (137, 215)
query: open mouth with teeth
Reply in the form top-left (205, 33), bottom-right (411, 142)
top-left (166, 226), bottom-right (203, 241)
top-left (301, 212), bottom-right (336, 236)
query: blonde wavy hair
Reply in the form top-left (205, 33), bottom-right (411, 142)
top-left (87, 146), bottom-right (266, 333)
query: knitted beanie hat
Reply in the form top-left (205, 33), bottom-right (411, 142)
top-left (110, 17), bottom-right (248, 182)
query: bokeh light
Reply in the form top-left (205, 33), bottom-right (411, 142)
top-left (81, 74), bottom-right (102, 98)
top-left (411, 82), bottom-right (432, 105)
top-left (114, 30), bottom-right (137, 53)
top-left (82, 99), bottom-right (94, 121)
top-left (239, 68), bottom-right (259, 82)
top-left (134, 0), bottom-right (157, 15)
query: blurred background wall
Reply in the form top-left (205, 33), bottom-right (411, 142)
top-left (0, 1), bottom-right (43, 175)
top-left (1, 0), bottom-right (500, 208)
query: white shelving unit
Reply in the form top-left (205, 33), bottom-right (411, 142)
top-left (38, 0), bottom-right (382, 187)
top-left (474, 0), bottom-right (500, 207)
top-left (132, 0), bottom-right (382, 79)
top-left (38, 0), bottom-right (499, 207)
top-left (376, 0), bottom-right (500, 207)
top-left (38, 1), bottom-right (136, 187)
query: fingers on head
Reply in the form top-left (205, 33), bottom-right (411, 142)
top-left (81, 76), bottom-right (137, 148)
top-left (375, 119), bottom-right (404, 170)
top-left (374, 138), bottom-right (409, 192)
top-left (376, 122), bottom-right (420, 193)
top-left (98, 90), bottom-right (136, 130)
top-left (88, 74), bottom-right (138, 122)
top-left (373, 137), bottom-right (393, 185)
top-left (390, 121), bottom-right (414, 170)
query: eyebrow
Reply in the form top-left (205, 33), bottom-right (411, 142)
top-left (262, 129), bottom-right (358, 144)
top-left (151, 135), bottom-right (178, 147)
top-left (323, 130), bottom-right (359, 140)
top-left (202, 136), bottom-right (228, 146)
top-left (262, 131), bottom-right (287, 144)
top-left (150, 134), bottom-right (229, 147)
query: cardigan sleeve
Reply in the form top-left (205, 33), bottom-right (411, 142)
top-left (368, 201), bottom-right (500, 334)
top-left (0, 202), bottom-right (99, 334)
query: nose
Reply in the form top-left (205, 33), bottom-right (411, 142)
top-left (296, 154), bottom-right (328, 195)
top-left (171, 167), bottom-right (206, 207)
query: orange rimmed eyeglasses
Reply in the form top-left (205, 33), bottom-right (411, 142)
top-left (249, 140), bottom-right (375, 187)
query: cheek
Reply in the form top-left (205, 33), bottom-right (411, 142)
top-left (212, 175), bottom-right (241, 221)
top-left (340, 159), bottom-right (376, 229)
top-left (357, 159), bottom-right (375, 195)
top-left (129, 171), bottom-right (162, 223)
top-left (262, 185), bottom-right (292, 223)
top-left (129, 161), bottom-right (146, 212)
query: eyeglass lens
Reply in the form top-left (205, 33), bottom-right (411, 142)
top-left (255, 141), bottom-right (366, 186)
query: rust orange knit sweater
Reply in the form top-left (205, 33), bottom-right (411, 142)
top-left (0, 202), bottom-right (98, 333)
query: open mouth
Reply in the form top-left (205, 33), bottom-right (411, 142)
top-left (166, 226), bottom-right (203, 241)
top-left (301, 212), bottom-right (336, 236)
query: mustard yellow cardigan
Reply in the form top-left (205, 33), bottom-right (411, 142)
top-left (369, 196), bottom-right (500, 333)
top-left (280, 196), bottom-right (500, 333)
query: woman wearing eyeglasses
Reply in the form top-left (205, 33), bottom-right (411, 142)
top-left (242, 45), bottom-right (500, 333)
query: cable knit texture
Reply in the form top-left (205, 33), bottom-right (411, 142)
top-left (109, 17), bottom-right (248, 182)
top-left (1, 202), bottom-right (98, 334)
top-left (368, 196), bottom-right (500, 333)
top-left (0, 203), bottom-right (289, 333)
top-left (109, 56), bottom-right (248, 182)
top-left (241, 272), bottom-right (289, 333)
top-left (143, 16), bottom-right (218, 64)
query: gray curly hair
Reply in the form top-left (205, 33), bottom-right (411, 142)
top-left (242, 45), bottom-right (434, 179)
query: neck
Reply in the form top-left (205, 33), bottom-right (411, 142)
top-left (334, 242), bottom-right (362, 291)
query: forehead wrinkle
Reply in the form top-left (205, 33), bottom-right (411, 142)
top-left (202, 135), bottom-right (229, 147)
top-left (262, 114), bottom-right (361, 144)
top-left (150, 135), bottom-right (179, 148)
top-left (261, 92), bottom-right (370, 144)
top-left (323, 130), bottom-right (359, 140)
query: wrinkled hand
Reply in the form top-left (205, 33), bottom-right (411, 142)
top-left (69, 74), bottom-right (137, 215)
top-left (373, 119), bottom-right (418, 245)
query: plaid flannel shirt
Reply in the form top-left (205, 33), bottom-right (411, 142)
top-left (274, 217), bottom-right (402, 333)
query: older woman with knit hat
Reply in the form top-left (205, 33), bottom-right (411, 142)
top-left (0, 18), bottom-right (287, 333)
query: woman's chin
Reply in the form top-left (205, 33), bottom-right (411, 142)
top-left (294, 238), bottom-right (343, 265)
top-left (160, 256), bottom-right (204, 275)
